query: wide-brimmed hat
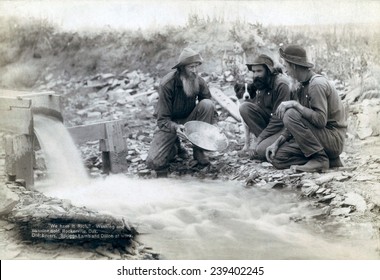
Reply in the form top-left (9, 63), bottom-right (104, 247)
top-left (172, 48), bottom-right (203, 69)
top-left (246, 54), bottom-right (274, 73)
top-left (279, 45), bottom-right (314, 68)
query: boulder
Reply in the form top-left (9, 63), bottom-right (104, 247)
top-left (0, 185), bottom-right (20, 216)
top-left (342, 192), bottom-right (367, 213)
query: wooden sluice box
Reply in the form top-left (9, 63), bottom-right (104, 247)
top-left (0, 89), bottom-right (128, 188)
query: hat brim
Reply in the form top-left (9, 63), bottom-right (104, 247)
top-left (279, 48), bottom-right (314, 68)
top-left (246, 63), bottom-right (274, 73)
top-left (172, 54), bottom-right (203, 69)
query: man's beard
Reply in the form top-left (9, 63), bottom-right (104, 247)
top-left (253, 76), bottom-right (270, 90)
top-left (180, 72), bottom-right (199, 97)
top-left (288, 76), bottom-right (301, 100)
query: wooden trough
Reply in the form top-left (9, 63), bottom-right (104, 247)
top-left (0, 89), bottom-right (128, 188)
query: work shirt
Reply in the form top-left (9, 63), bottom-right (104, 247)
top-left (297, 73), bottom-right (347, 129)
top-left (237, 74), bottom-right (291, 140)
top-left (155, 70), bottom-right (211, 133)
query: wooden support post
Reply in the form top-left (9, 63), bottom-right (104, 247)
top-left (68, 120), bottom-right (128, 174)
top-left (4, 134), bottom-right (34, 188)
top-left (105, 121), bottom-right (128, 173)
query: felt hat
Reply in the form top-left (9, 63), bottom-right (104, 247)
top-left (279, 45), bottom-right (314, 68)
top-left (172, 48), bottom-right (203, 69)
top-left (246, 54), bottom-right (275, 73)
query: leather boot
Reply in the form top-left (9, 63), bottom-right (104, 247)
top-left (329, 156), bottom-right (344, 168)
top-left (175, 139), bottom-right (189, 159)
top-left (293, 150), bottom-right (329, 173)
top-left (193, 147), bottom-right (210, 165)
top-left (177, 145), bottom-right (189, 160)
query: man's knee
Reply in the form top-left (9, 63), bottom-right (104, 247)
top-left (146, 157), bottom-right (167, 170)
top-left (239, 102), bottom-right (249, 117)
top-left (198, 99), bottom-right (215, 111)
top-left (271, 156), bottom-right (289, 170)
top-left (239, 103), bottom-right (262, 123)
top-left (255, 143), bottom-right (268, 160)
top-left (283, 108), bottom-right (302, 128)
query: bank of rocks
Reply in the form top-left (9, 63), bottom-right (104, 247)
top-left (0, 179), bottom-right (157, 260)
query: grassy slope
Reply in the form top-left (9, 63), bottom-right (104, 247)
top-left (0, 16), bottom-right (379, 90)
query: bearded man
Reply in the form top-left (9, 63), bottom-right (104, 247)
top-left (146, 48), bottom-right (216, 170)
top-left (235, 54), bottom-right (291, 159)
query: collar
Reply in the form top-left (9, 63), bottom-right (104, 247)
top-left (300, 71), bottom-right (315, 87)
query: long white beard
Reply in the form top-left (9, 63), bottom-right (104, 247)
top-left (180, 74), bottom-right (200, 97)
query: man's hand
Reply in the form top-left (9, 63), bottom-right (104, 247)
top-left (275, 100), bottom-right (299, 119)
top-left (265, 142), bottom-right (279, 163)
top-left (176, 124), bottom-right (186, 140)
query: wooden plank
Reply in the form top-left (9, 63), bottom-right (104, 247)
top-left (18, 93), bottom-right (63, 120)
top-left (5, 135), bottom-right (34, 188)
top-left (0, 107), bottom-right (33, 135)
top-left (105, 121), bottom-right (126, 152)
top-left (209, 87), bottom-right (241, 121)
top-left (67, 122), bottom-right (107, 145)
top-left (105, 120), bottom-right (127, 173)
top-left (0, 96), bottom-right (31, 110)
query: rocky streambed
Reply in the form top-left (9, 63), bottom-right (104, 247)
top-left (1, 69), bottom-right (380, 259)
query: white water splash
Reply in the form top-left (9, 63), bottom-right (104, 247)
top-left (36, 174), bottom-right (379, 260)
top-left (33, 114), bottom-right (89, 186)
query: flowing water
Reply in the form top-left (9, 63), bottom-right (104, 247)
top-left (33, 115), bottom-right (89, 186)
top-left (33, 116), bottom-right (379, 260)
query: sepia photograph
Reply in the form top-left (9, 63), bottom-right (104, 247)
top-left (0, 0), bottom-right (380, 265)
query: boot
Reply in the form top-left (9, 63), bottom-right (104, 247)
top-left (293, 150), bottom-right (329, 173)
top-left (193, 147), bottom-right (210, 165)
top-left (175, 139), bottom-right (189, 160)
top-left (329, 156), bottom-right (344, 168)
top-left (177, 145), bottom-right (189, 160)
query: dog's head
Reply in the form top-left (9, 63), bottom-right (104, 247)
top-left (234, 83), bottom-right (256, 101)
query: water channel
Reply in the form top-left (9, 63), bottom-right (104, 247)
top-left (33, 115), bottom-right (380, 259)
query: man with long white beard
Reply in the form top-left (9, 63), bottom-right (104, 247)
top-left (146, 48), bottom-right (216, 171)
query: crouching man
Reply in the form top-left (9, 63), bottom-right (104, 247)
top-left (266, 45), bottom-right (347, 172)
top-left (235, 54), bottom-right (291, 159)
top-left (146, 48), bottom-right (216, 170)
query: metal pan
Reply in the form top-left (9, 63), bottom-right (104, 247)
top-left (183, 121), bottom-right (228, 152)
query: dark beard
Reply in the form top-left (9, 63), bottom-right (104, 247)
top-left (253, 76), bottom-right (270, 90)
top-left (180, 73), bottom-right (199, 97)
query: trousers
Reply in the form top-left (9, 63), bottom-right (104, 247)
top-left (239, 102), bottom-right (280, 159)
top-left (272, 108), bottom-right (346, 169)
top-left (146, 99), bottom-right (216, 170)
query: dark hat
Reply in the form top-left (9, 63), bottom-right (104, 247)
top-left (279, 45), bottom-right (314, 68)
top-left (246, 54), bottom-right (274, 73)
top-left (172, 48), bottom-right (203, 69)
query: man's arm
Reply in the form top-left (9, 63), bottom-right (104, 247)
top-left (198, 78), bottom-right (212, 101)
top-left (156, 83), bottom-right (179, 133)
top-left (302, 82), bottom-right (328, 128)
top-left (256, 82), bottom-right (291, 143)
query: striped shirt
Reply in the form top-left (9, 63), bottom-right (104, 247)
top-left (155, 70), bottom-right (211, 133)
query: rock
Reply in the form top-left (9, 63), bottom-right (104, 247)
top-left (355, 174), bottom-right (377, 181)
top-left (302, 185), bottom-right (319, 197)
top-left (342, 192), bottom-right (367, 213)
top-left (330, 207), bottom-right (352, 216)
top-left (315, 173), bottom-right (337, 185)
top-left (318, 193), bottom-right (337, 203)
top-left (225, 116), bottom-right (238, 123)
top-left (0, 185), bottom-right (20, 216)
